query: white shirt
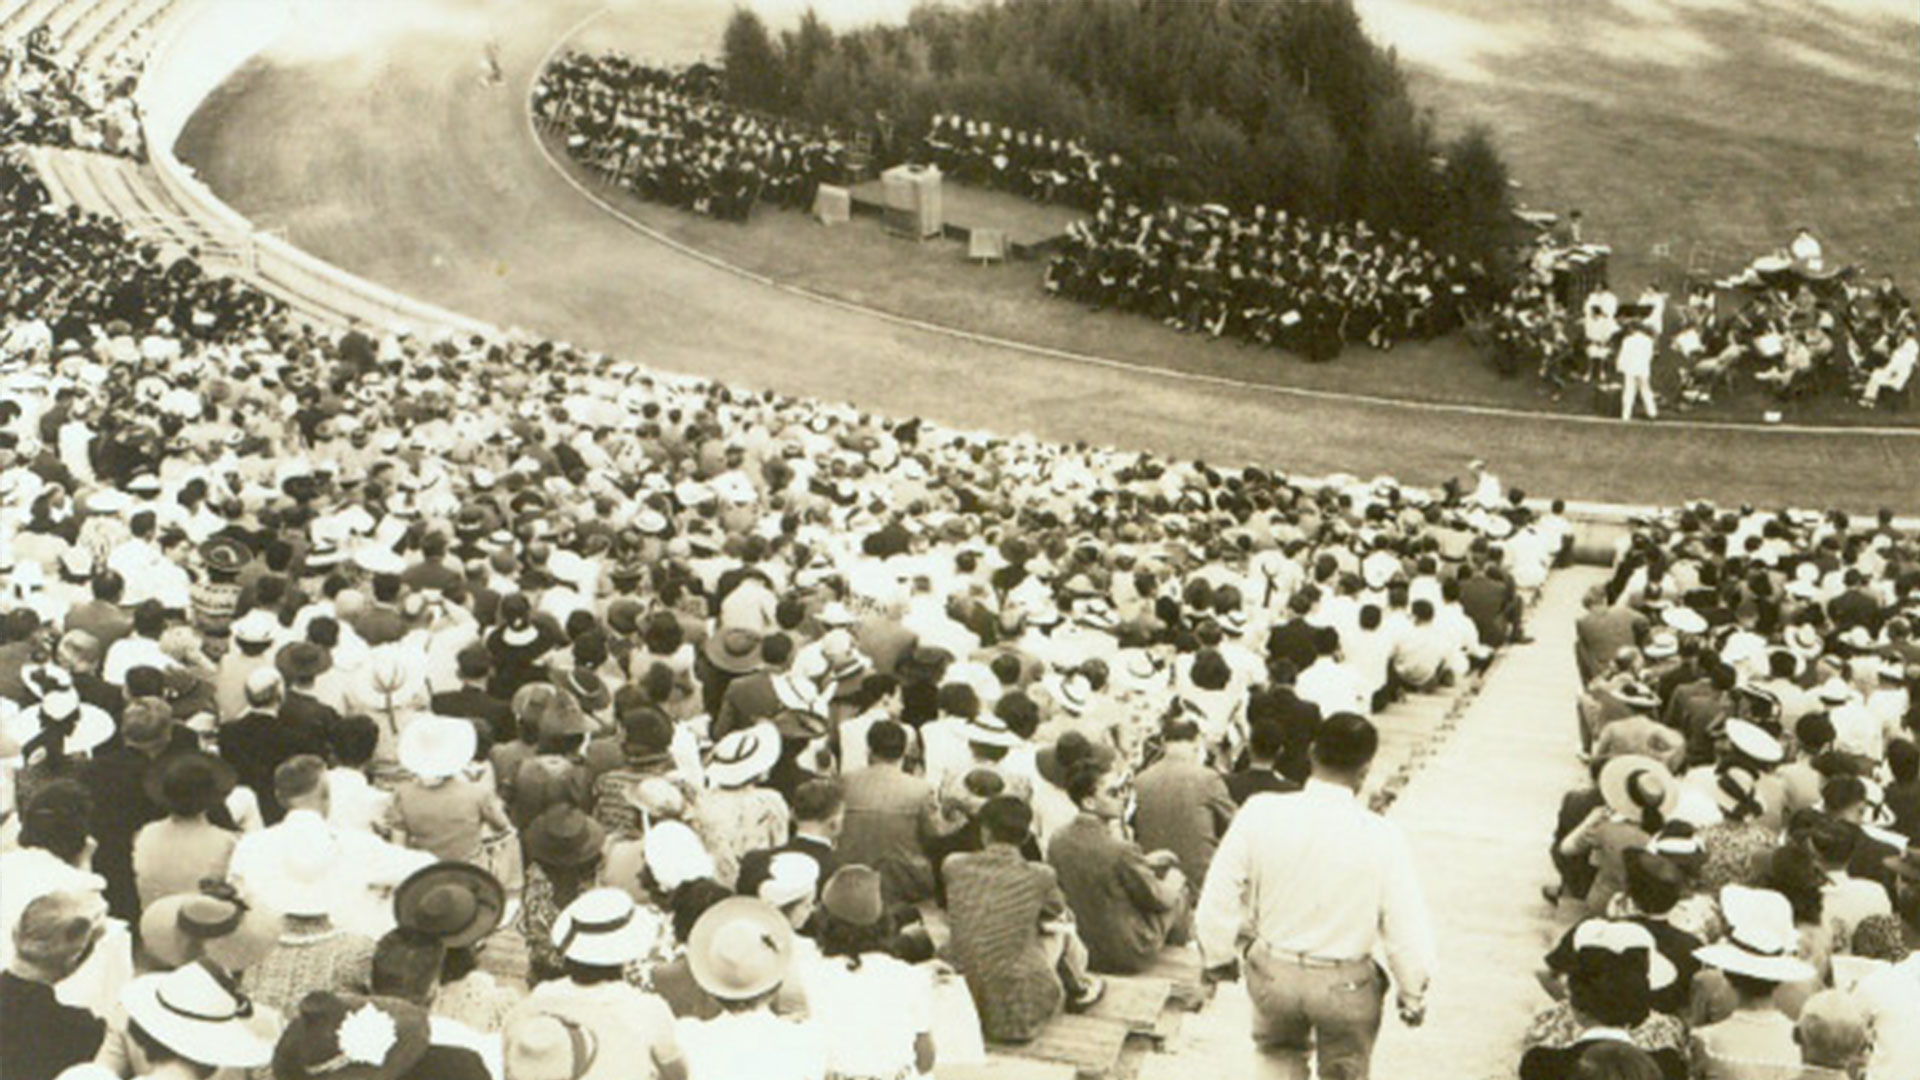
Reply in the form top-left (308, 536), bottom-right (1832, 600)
top-left (1617, 330), bottom-right (1655, 378)
top-left (103, 635), bottom-right (176, 685)
top-left (1854, 956), bottom-right (1920, 1080)
top-left (1196, 780), bottom-right (1435, 997)
top-left (804, 953), bottom-right (931, 1079)
top-left (676, 1010), bottom-right (828, 1080)
top-left (1829, 700), bottom-right (1884, 761)
top-left (1295, 657), bottom-right (1367, 717)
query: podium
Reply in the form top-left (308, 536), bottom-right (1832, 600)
top-left (882, 164), bottom-right (942, 240)
top-left (812, 183), bottom-right (851, 226)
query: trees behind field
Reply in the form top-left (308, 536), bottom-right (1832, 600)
top-left (720, 0), bottom-right (1515, 268)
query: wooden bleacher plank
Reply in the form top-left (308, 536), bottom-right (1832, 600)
top-left (938, 1060), bottom-right (1077, 1080)
top-left (1138, 944), bottom-right (1207, 1010)
top-left (1079, 975), bottom-right (1170, 1033)
top-left (995, 1014), bottom-right (1129, 1076)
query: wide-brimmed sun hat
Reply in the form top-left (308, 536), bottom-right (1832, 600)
top-left (702, 628), bottom-right (763, 675)
top-left (522, 807), bottom-right (606, 870)
top-left (550, 888), bottom-right (657, 968)
top-left (1693, 885), bottom-right (1816, 984)
top-left (392, 862), bottom-right (505, 950)
top-left (1723, 719), bottom-right (1783, 766)
top-left (706, 722), bottom-right (781, 788)
top-left (122, 961), bottom-right (280, 1070)
top-left (140, 883), bottom-right (282, 972)
top-left (686, 897), bottom-right (793, 1002)
top-left (396, 717), bottom-right (476, 782)
top-left (1598, 755), bottom-right (1681, 820)
top-left (503, 1014), bottom-right (599, 1080)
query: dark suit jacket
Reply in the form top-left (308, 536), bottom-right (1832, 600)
top-left (1459, 576), bottom-right (1516, 646)
top-left (220, 709), bottom-right (328, 824)
top-left (431, 687), bottom-right (515, 742)
top-left (1226, 766), bottom-right (1300, 805)
top-left (714, 672), bottom-right (781, 741)
top-left (1885, 778), bottom-right (1920, 840)
top-left (81, 726), bottom-right (198, 918)
top-left (1827, 589), bottom-right (1881, 634)
top-left (64, 600), bottom-right (134, 653)
top-left (279, 692), bottom-right (340, 746)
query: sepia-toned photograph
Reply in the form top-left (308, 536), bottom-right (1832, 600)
top-left (1, 1), bottom-right (1916, 1078)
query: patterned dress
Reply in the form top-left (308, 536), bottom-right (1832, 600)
top-left (1696, 820), bottom-right (1776, 893)
top-left (241, 915), bottom-right (376, 1016)
top-left (692, 785), bottom-right (789, 889)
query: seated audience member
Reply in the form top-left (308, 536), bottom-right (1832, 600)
top-left (1048, 744), bottom-right (1190, 974)
top-left (674, 898), bottom-right (827, 1080)
top-left (944, 796), bottom-right (1102, 1041)
top-left (1688, 886), bottom-right (1818, 1079)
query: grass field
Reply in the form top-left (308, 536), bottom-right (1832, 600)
top-left (1358, 0), bottom-right (1919, 290)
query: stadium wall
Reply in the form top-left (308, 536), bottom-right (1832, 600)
top-left (134, 0), bottom-right (496, 338)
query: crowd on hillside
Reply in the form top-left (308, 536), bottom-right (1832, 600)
top-left (1, 25), bottom-right (143, 158)
top-left (0, 77), bottom-right (1600, 1077)
top-left (533, 51), bottom-right (844, 222)
top-left (920, 114), bottom-right (1126, 211)
top-left (1530, 502), bottom-right (1920, 1077)
top-left (1044, 198), bottom-right (1489, 358)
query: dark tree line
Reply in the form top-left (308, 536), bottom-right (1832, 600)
top-left (721, 0), bottom-right (1514, 269)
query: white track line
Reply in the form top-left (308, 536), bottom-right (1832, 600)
top-left (524, 8), bottom-right (1920, 440)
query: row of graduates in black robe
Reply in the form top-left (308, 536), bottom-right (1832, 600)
top-left (920, 113), bottom-right (1134, 211)
top-left (535, 51), bottom-right (844, 222)
top-left (1044, 199), bottom-right (1491, 360)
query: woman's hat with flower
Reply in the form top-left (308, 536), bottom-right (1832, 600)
top-left (271, 993), bottom-right (431, 1080)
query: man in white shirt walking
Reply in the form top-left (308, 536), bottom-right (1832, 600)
top-left (1194, 713), bottom-right (1435, 1080)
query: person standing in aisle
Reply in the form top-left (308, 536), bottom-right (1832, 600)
top-left (1194, 713), bottom-right (1436, 1080)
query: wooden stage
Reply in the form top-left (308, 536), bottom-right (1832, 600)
top-left (847, 177), bottom-right (1086, 258)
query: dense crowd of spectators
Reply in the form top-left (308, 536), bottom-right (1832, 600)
top-left (1, 25), bottom-right (144, 158)
top-left (1534, 502), bottom-right (1920, 1077)
top-left (0, 49), bottom-right (1583, 1074)
top-left (920, 114), bottom-right (1125, 211)
top-left (3, 152), bottom-right (276, 343)
top-left (534, 51), bottom-right (844, 222)
top-left (1044, 199), bottom-right (1489, 359)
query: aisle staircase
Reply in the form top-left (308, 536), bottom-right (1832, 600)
top-left (28, 145), bottom-right (359, 330)
top-left (928, 648), bottom-right (1499, 1080)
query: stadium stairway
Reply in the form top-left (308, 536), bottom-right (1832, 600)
top-left (77, 0), bottom-right (178, 70)
top-left (1368, 567), bottom-right (1596, 1080)
top-left (31, 146), bottom-right (358, 330)
top-left (928, 639), bottom-right (1501, 1080)
top-left (37, 0), bottom-right (96, 48)
top-left (0, 0), bottom-right (65, 40)
top-left (1118, 569), bottom-right (1599, 1080)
